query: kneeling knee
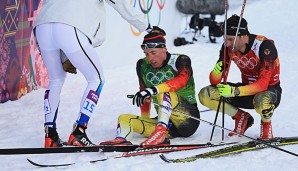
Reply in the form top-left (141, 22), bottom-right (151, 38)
top-left (198, 86), bottom-right (219, 105)
top-left (198, 87), bottom-right (209, 106)
top-left (254, 92), bottom-right (275, 121)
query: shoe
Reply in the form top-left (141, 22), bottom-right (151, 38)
top-left (99, 137), bottom-right (133, 145)
top-left (44, 126), bottom-right (65, 148)
top-left (68, 123), bottom-right (95, 146)
top-left (140, 125), bottom-right (170, 148)
top-left (228, 110), bottom-right (254, 137)
top-left (260, 121), bottom-right (273, 140)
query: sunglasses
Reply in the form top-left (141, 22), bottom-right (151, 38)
top-left (141, 43), bottom-right (166, 50)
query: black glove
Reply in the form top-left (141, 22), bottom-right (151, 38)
top-left (146, 24), bottom-right (166, 36)
top-left (63, 59), bottom-right (77, 74)
top-left (133, 87), bottom-right (158, 107)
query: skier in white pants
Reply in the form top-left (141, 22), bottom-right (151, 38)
top-left (33, 0), bottom-right (158, 147)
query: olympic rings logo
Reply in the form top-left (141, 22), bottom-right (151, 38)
top-left (146, 70), bottom-right (174, 86)
top-left (130, 0), bottom-right (166, 36)
top-left (232, 55), bottom-right (258, 69)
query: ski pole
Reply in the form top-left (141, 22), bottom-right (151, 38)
top-left (199, 109), bottom-right (212, 113)
top-left (210, 96), bottom-right (223, 141)
top-left (210, 0), bottom-right (230, 142)
top-left (126, 95), bottom-right (211, 113)
top-left (232, 0), bottom-right (247, 52)
top-left (127, 95), bottom-right (298, 158)
top-left (222, 0), bottom-right (229, 142)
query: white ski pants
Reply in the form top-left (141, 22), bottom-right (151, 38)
top-left (35, 23), bottom-right (104, 128)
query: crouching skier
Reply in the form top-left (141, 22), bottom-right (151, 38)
top-left (100, 31), bottom-right (200, 148)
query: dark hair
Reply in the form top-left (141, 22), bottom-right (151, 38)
top-left (226, 14), bottom-right (249, 36)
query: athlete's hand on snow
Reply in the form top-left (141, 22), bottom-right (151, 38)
top-left (216, 84), bottom-right (236, 97)
top-left (133, 87), bottom-right (158, 107)
top-left (213, 61), bottom-right (223, 74)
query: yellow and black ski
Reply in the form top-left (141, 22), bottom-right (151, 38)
top-left (160, 136), bottom-right (298, 163)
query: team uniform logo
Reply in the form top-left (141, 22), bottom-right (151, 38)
top-left (264, 49), bottom-right (271, 55)
top-left (146, 70), bottom-right (174, 86)
top-left (232, 55), bottom-right (258, 69)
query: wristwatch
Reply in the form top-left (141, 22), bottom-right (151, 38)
top-left (234, 87), bottom-right (240, 96)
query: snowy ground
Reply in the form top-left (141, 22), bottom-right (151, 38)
top-left (1, 0), bottom-right (298, 170)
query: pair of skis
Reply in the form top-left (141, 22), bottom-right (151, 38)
top-left (3, 136), bottom-right (297, 167)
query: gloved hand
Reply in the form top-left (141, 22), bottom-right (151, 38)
top-left (213, 61), bottom-right (223, 75)
top-left (216, 83), bottom-right (236, 97)
top-left (62, 59), bottom-right (77, 74)
top-left (133, 87), bottom-right (158, 107)
top-left (146, 24), bottom-right (166, 36)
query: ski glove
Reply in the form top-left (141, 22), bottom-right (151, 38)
top-left (146, 25), bottom-right (166, 36)
top-left (216, 84), bottom-right (238, 97)
top-left (133, 87), bottom-right (158, 107)
top-left (213, 61), bottom-right (223, 75)
top-left (63, 59), bottom-right (77, 74)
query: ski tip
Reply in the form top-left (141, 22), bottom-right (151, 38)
top-left (27, 159), bottom-right (35, 165)
top-left (27, 158), bottom-right (49, 167)
top-left (159, 154), bottom-right (172, 163)
top-left (27, 158), bottom-right (74, 167)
